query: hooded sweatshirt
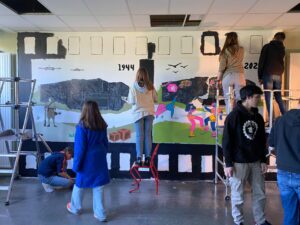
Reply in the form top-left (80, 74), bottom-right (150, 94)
top-left (222, 101), bottom-right (267, 167)
top-left (269, 109), bottom-right (300, 173)
top-left (128, 81), bottom-right (157, 122)
top-left (258, 40), bottom-right (285, 80)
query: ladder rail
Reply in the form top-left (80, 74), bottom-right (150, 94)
top-left (0, 77), bottom-right (44, 205)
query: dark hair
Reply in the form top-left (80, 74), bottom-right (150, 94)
top-left (64, 146), bottom-right (74, 157)
top-left (220, 32), bottom-right (239, 56)
top-left (240, 85), bottom-right (263, 101)
top-left (80, 100), bottom-right (107, 130)
top-left (135, 67), bottom-right (154, 90)
top-left (274, 32), bottom-right (285, 41)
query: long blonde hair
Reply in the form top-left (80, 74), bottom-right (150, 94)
top-left (220, 32), bottom-right (239, 56)
top-left (79, 100), bottom-right (107, 130)
top-left (135, 68), bottom-right (154, 90)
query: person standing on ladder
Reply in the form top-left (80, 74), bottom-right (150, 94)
top-left (258, 32), bottom-right (286, 122)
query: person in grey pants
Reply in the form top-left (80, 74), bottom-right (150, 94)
top-left (222, 85), bottom-right (271, 225)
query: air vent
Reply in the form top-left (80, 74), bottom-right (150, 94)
top-left (288, 3), bottom-right (300, 13)
top-left (150, 15), bottom-right (186, 27)
top-left (0, 0), bottom-right (51, 14)
top-left (150, 14), bottom-right (201, 27)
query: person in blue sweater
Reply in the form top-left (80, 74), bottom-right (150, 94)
top-left (37, 147), bottom-right (74, 193)
top-left (67, 100), bottom-right (110, 222)
top-left (269, 100), bottom-right (300, 225)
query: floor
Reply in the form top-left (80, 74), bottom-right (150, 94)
top-left (0, 178), bottom-right (283, 225)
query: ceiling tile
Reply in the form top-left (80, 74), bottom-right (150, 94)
top-left (38, 27), bottom-right (73, 32)
top-left (70, 27), bottom-right (103, 32)
top-left (202, 14), bottom-right (242, 27)
top-left (132, 15), bottom-right (150, 27)
top-left (235, 14), bottom-right (281, 27)
top-left (22, 15), bottom-right (68, 28)
top-left (96, 15), bottom-right (133, 28)
top-left (59, 16), bottom-right (100, 27)
top-left (84, 0), bottom-right (129, 15)
top-left (249, 0), bottom-right (300, 13)
top-left (0, 3), bottom-right (17, 15)
top-left (271, 14), bottom-right (300, 26)
top-left (0, 15), bottom-right (35, 27)
top-left (128, 0), bottom-right (169, 14)
top-left (103, 27), bottom-right (136, 32)
top-left (38, 0), bottom-right (91, 15)
top-left (170, 0), bottom-right (213, 14)
top-left (209, 0), bottom-right (258, 14)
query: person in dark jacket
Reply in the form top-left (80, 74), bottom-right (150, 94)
top-left (222, 85), bottom-right (271, 225)
top-left (258, 32), bottom-right (286, 118)
top-left (269, 100), bottom-right (300, 225)
top-left (37, 147), bottom-right (74, 193)
top-left (67, 101), bottom-right (110, 222)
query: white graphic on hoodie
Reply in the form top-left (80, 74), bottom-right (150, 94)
top-left (243, 120), bottom-right (258, 140)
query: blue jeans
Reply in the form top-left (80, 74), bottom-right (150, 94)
top-left (134, 115), bottom-right (154, 158)
top-left (38, 174), bottom-right (70, 187)
top-left (263, 75), bottom-right (286, 116)
top-left (277, 169), bottom-right (300, 225)
top-left (69, 185), bottom-right (106, 220)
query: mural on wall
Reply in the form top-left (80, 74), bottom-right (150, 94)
top-left (17, 30), bottom-right (274, 144)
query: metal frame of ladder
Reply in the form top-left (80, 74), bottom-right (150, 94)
top-left (214, 86), bottom-right (233, 201)
top-left (0, 77), bottom-right (44, 205)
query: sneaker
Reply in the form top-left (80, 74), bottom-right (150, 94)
top-left (135, 157), bottom-right (142, 166)
top-left (42, 183), bottom-right (54, 193)
top-left (144, 157), bottom-right (150, 167)
top-left (94, 214), bottom-right (107, 222)
top-left (66, 202), bottom-right (79, 215)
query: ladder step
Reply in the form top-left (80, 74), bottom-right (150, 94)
top-left (0, 169), bottom-right (14, 174)
top-left (0, 154), bottom-right (17, 157)
top-left (0, 186), bottom-right (9, 191)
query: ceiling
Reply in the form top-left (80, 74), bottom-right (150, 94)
top-left (0, 0), bottom-right (300, 32)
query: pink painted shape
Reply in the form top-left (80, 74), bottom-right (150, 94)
top-left (155, 104), bottom-right (166, 116)
top-left (167, 83), bottom-right (178, 93)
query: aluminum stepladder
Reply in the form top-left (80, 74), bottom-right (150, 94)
top-left (0, 77), bottom-right (43, 205)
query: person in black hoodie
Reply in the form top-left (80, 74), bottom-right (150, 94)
top-left (222, 85), bottom-right (271, 225)
top-left (258, 32), bottom-right (286, 118)
top-left (269, 100), bottom-right (300, 225)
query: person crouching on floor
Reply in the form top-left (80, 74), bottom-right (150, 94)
top-left (38, 147), bottom-right (74, 193)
